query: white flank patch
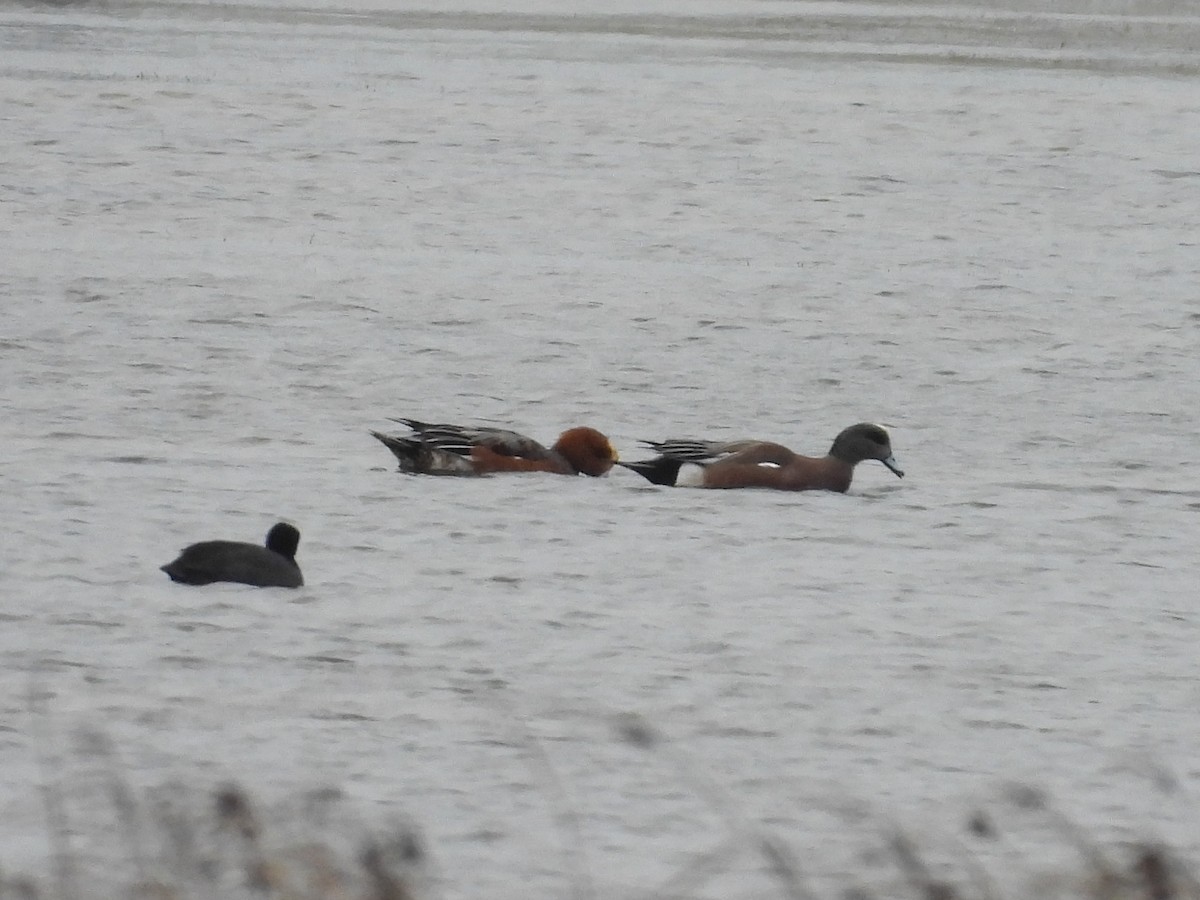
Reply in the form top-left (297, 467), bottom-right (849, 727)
top-left (676, 463), bottom-right (707, 487)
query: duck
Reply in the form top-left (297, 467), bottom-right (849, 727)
top-left (620, 423), bottom-right (903, 492)
top-left (371, 418), bottom-right (618, 477)
top-left (161, 522), bottom-right (303, 587)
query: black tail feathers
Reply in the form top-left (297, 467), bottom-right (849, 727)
top-left (619, 457), bottom-right (684, 487)
top-left (371, 431), bottom-right (421, 465)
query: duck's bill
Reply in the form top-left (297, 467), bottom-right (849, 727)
top-left (882, 455), bottom-right (905, 478)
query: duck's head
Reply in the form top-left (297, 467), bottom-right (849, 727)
top-left (555, 427), bottom-right (619, 476)
top-left (830, 423), bottom-right (904, 478)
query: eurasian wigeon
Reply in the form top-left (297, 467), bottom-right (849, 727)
top-left (161, 522), bottom-right (303, 587)
top-left (371, 418), bottom-right (619, 477)
top-left (620, 423), bottom-right (903, 492)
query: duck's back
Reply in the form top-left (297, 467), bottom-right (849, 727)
top-left (161, 540), bottom-right (303, 588)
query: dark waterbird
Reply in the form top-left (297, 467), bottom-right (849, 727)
top-left (161, 522), bottom-right (303, 588)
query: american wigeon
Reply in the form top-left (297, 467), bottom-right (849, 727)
top-left (161, 522), bottom-right (303, 587)
top-left (371, 418), bottom-right (619, 477)
top-left (620, 423), bottom-right (903, 492)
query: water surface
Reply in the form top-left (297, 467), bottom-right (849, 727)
top-left (2, 1), bottom-right (1199, 895)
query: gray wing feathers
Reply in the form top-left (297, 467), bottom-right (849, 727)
top-left (640, 438), bottom-right (761, 462)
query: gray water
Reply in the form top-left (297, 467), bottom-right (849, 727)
top-left (3, 0), bottom-right (1200, 896)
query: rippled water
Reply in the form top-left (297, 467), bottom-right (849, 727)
top-left (2, 0), bottom-right (1200, 895)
